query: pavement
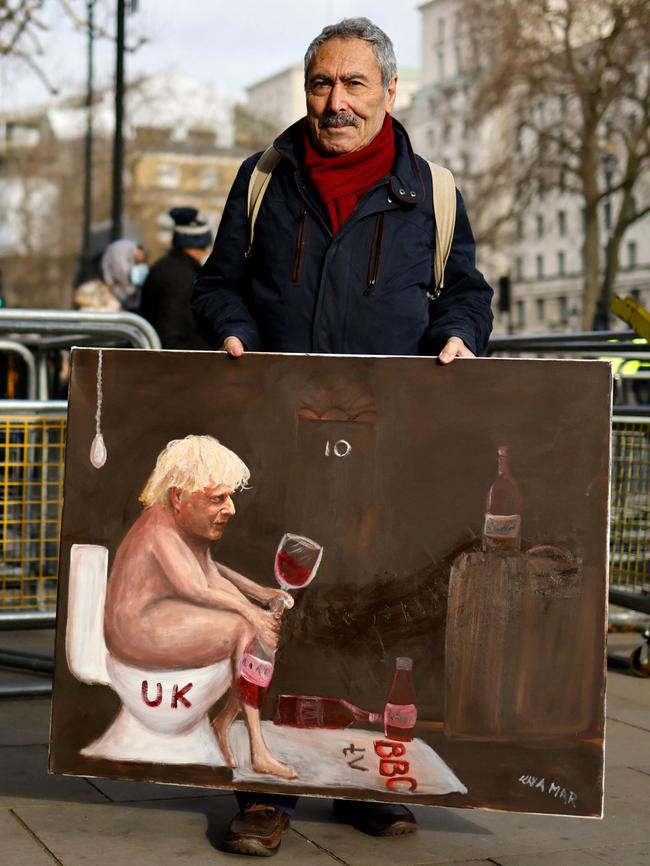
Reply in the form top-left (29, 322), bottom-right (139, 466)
top-left (0, 628), bottom-right (648, 866)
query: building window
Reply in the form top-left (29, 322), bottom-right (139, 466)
top-left (558, 251), bottom-right (566, 276)
top-left (536, 255), bottom-right (544, 279)
top-left (437, 49), bottom-right (445, 80)
top-left (515, 299), bottom-right (525, 329)
top-left (515, 256), bottom-right (524, 281)
top-left (536, 297), bottom-right (546, 321)
top-left (7, 123), bottom-right (40, 147)
top-left (536, 214), bottom-right (544, 238)
top-left (516, 216), bottom-right (524, 240)
top-left (558, 296), bottom-right (568, 324)
top-left (158, 163), bottom-right (181, 188)
top-left (438, 18), bottom-right (446, 41)
top-left (627, 241), bottom-right (637, 269)
top-left (558, 210), bottom-right (566, 236)
top-left (199, 167), bottom-right (220, 189)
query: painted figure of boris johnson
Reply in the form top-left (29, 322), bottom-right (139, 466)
top-left (50, 349), bottom-right (611, 817)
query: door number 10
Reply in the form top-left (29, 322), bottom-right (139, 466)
top-left (324, 439), bottom-right (352, 458)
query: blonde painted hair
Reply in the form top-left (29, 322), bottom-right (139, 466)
top-left (139, 435), bottom-right (251, 507)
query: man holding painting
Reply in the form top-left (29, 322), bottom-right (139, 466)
top-left (193, 16), bottom-right (493, 857)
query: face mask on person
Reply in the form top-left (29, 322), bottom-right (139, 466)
top-left (130, 263), bottom-right (149, 287)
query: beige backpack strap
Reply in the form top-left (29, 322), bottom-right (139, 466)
top-left (426, 160), bottom-right (457, 298)
top-left (246, 145), bottom-right (282, 254)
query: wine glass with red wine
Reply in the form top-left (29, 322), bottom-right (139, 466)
top-left (274, 533), bottom-right (323, 591)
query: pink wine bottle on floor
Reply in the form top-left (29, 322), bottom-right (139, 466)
top-left (274, 694), bottom-right (380, 728)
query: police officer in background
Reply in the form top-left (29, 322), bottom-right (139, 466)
top-left (141, 207), bottom-right (213, 349)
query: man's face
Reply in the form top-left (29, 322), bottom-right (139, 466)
top-left (170, 484), bottom-right (236, 542)
top-left (305, 37), bottom-right (397, 155)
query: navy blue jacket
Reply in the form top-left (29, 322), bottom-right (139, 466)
top-left (192, 118), bottom-right (493, 356)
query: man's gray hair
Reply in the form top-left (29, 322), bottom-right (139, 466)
top-left (304, 18), bottom-right (397, 90)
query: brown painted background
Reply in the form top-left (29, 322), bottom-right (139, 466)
top-left (49, 350), bottom-right (610, 817)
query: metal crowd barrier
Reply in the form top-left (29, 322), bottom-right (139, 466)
top-left (0, 308), bottom-right (160, 351)
top-left (0, 309), bottom-right (161, 401)
top-left (610, 416), bottom-right (650, 613)
top-left (0, 340), bottom-right (37, 401)
top-left (0, 311), bottom-right (161, 695)
top-left (0, 401), bottom-right (66, 623)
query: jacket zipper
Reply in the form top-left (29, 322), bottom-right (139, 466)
top-left (292, 206), bottom-right (307, 283)
top-left (364, 212), bottom-right (385, 295)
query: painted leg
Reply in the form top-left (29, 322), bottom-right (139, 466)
top-left (212, 688), bottom-right (239, 768)
top-left (213, 621), bottom-right (255, 770)
top-left (241, 700), bottom-right (297, 780)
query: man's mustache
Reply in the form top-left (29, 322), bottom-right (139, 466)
top-left (319, 112), bottom-right (360, 129)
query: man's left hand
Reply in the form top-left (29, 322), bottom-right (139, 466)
top-left (438, 337), bottom-right (475, 365)
top-left (261, 587), bottom-right (295, 610)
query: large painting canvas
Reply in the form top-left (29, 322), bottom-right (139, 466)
top-left (50, 349), bottom-right (610, 818)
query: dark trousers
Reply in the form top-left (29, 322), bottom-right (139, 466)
top-left (235, 791), bottom-right (299, 816)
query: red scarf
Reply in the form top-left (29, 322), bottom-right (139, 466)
top-left (303, 114), bottom-right (395, 234)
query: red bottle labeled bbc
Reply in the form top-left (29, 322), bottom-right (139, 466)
top-left (384, 657), bottom-right (417, 741)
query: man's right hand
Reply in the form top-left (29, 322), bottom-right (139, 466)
top-left (222, 336), bottom-right (245, 357)
top-left (248, 607), bottom-right (281, 651)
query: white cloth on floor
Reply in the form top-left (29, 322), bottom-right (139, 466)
top-left (230, 721), bottom-right (467, 796)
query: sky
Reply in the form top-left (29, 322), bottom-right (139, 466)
top-left (0, 0), bottom-right (422, 111)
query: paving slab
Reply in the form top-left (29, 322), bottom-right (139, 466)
top-left (87, 776), bottom-right (233, 803)
top-left (605, 670), bottom-right (650, 732)
top-left (0, 808), bottom-right (55, 866)
top-left (12, 797), bottom-right (340, 866)
top-left (496, 840), bottom-right (650, 866)
top-left (0, 629), bottom-right (55, 656)
top-left (0, 744), bottom-right (104, 806)
top-left (0, 697), bottom-right (51, 746)
top-left (290, 766), bottom-right (649, 866)
top-left (495, 854), bottom-right (602, 866)
top-left (603, 718), bottom-right (650, 769)
top-left (589, 841), bottom-right (650, 865)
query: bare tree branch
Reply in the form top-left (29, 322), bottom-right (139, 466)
top-left (461, 0), bottom-right (650, 328)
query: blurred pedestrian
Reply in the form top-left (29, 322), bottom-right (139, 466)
top-left (74, 239), bottom-right (147, 312)
top-left (140, 207), bottom-right (213, 349)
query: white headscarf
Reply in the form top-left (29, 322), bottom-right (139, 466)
top-left (100, 239), bottom-right (142, 307)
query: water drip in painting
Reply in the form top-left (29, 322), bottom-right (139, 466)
top-left (90, 350), bottom-right (107, 468)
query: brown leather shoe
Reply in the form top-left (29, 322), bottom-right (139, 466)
top-left (222, 804), bottom-right (290, 857)
top-left (332, 799), bottom-right (418, 836)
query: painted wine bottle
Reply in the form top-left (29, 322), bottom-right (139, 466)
top-left (238, 634), bottom-right (275, 709)
top-left (482, 445), bottom-right (523, 551)
top-left (384, 657), bottom-right (417, 741)
top-left (274, 694), bottom-right (380, 728)
top-left (237, 597), bottom-right (286, 708)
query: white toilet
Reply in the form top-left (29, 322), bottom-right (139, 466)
top-left (66, 544), bottom-right (231, 766)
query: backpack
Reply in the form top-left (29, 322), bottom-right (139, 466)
top-left (246, 146), bottom-right (457, 299)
